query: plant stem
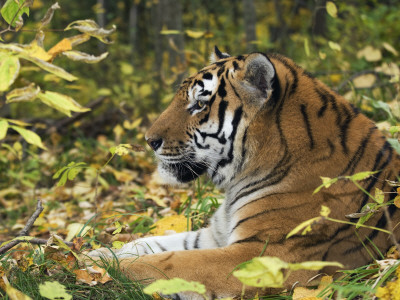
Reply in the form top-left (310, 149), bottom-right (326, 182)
top-left (325, 217), bottom-right (391, 234)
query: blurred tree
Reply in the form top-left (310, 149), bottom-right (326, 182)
top-left (243, 0), bottom-right (257, 52)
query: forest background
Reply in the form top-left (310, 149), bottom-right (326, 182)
top-left (0, 0), bottom-right (400, 299)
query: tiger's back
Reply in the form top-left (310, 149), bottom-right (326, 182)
top-left (90, 48), bottom-right (400, 299)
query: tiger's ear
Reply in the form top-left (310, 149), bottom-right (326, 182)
top-left (210, 46), bottom-right (230, 63)
top-left (243, 53), bottom-right (276, 101)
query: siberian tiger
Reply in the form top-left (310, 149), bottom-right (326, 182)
top-left (89, 47), bottom-right (400, 299)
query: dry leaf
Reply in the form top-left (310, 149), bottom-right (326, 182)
top-left (151, 215), bottom-right (190, 236)
top-left (48, 38), bottom-right (72, 58)
top-left (292, 276), bottom-right (333, 300)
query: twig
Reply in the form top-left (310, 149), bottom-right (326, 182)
top-left (0, 199), bottom-right (43, 255)
top-left (0, 238), bottom-right (74, 247)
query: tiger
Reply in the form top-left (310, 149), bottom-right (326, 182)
top-left (89, 47), bottom-right (400, 299)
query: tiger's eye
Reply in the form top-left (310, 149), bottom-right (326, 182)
top-left (197, 100), bottom-right (205, 108)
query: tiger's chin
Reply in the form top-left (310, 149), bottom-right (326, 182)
top-left (157, 161), bottom-right (207, 185)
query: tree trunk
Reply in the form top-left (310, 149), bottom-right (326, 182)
top-left (312, 0), bottom-right (327, 37)
top-left (96, 0), bottom-right (106, 52)
top-left (242, 0), bottom-right (257, 52)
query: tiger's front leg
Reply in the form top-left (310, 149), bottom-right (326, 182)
top-left (117, 243), bottom-right (266, 300)
top-left (88, 227), bottom-right (220, 258)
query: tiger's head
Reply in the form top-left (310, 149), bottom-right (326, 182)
top-left (145, 47), bottom-right (280, 187)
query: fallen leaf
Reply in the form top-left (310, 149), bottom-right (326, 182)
top-left (292, 276), bottom-right (333, 300)
top-left (151, 215), bottom-right (190, 236)
top-left (39, 281), bottom-right (72, 300)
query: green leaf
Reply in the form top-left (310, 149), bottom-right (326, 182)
top-left (304, 38), bottom-right (310, 57)
top-left (288, 260), bottom-right (343, 271)
top-left (10, 125), bottom-right (47, 150)
top-left (0, 120), bottom-right (8, 140)
top-left (37, 91), bottom-right (90, 117)
top-left (143, 278), bottom-right (206, 296)
top-left (57, 171), bottom-right (68, 187)
top-left (388, 138), bottom-right (400, 155)
top-left (389, 126), bottom-right (400, 136)
top-left (6, 83), bottom-right (41, 103)
top-left (346, 170), bottom-right (379, 181)
top-left (313, 177), bottom-right (338, 194)
top-left (1, 0), bottom-right (29, 27)
top-left (374, 188), bottom-right (385, 204)
top-left (233, 256), bottom-right (288, 288)
top-left (326, 1), bottom-right (337, 18)
top-left (53, 166), bottom-right (68, 179)
top-left (0, 53), bottom-right (20, 91)
top-left (67, 167), bottom-right (81, 180)
top-left (39, 281), bottom-right (72, 300)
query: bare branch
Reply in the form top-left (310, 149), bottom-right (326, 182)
top-left (0, 199), bottom-right (43, 255)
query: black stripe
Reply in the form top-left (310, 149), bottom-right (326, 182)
top-left (300, 103), bottom-right (314, 150)
top-left (338, 103), bottom-right (354, 154)
top-left (203, 72), bottom-right (213, 80)
top-left (340, 126), bottom-right (375, 175)
top-left (183, 235), bottom-right (189, 250)
top-left (193, 231), bottom-right (200, 249)
top-left (315, 87), bottom-right (329, 118)
top-left (212, 106), bottom-right (243, 178)
top-left (155, 241), bottom-right (167, 252)
top-left (234, 234), bottom-right (264, 244)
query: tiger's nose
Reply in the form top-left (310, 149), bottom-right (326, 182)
top-left (146, 137), bottom-right (163, 151)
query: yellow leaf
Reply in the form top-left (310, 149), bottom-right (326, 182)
top-left (0, 53), bottom-right (20, 92)
top-left (320, 206), bottom-right (331, 217)
top-left (6, 284), bottom-right (33, 300)
top-left (328, 41), bottom-right (341, 52)
top-left (123, 118), bottom-right (142, 130)
top-left (286, 217), bottom-right (321, 239)
top-left (353, 74), bottom-right (376, 88)
top-left (233, 256), bottom-right (288, 288)
top-left (9, 125), bottom-right (47, 150)
top-left (382, 42), bottom-right (398, 56)
top-left (37, 91), bottom-right (90, 116)
top-left (293, 276), bottom-right (333, 300)
top-left (112, 241), bottom-right (125, 249)
top-left (138, 84), bottom-right (152, 98)
top-left (151, 215), bottom-right (190, 236)
top-left (326, 1), bottom-right (337, 18)
top-left (48, 38), bottom-right (72, 58)
top-left (319, 51), bottom-right (326, 60)
top-left (357, 45), bottom-right (382, 62)
top-left (25, 41), bottom-right (52, 61)
top-left (185, 30), bottom-right (205, 39)
top-left (0, 120), bottom-right (8, 140)
top-left (394, 195), bottom-right (400, 208)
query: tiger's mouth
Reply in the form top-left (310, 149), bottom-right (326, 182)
top-left (160, 160), bottom-right (208, 183)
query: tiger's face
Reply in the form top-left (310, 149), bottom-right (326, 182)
top-left (145, 48), bottom-right (277, 187)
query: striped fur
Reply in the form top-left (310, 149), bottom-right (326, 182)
top-left (89, 48), bottom-right (400, 299)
